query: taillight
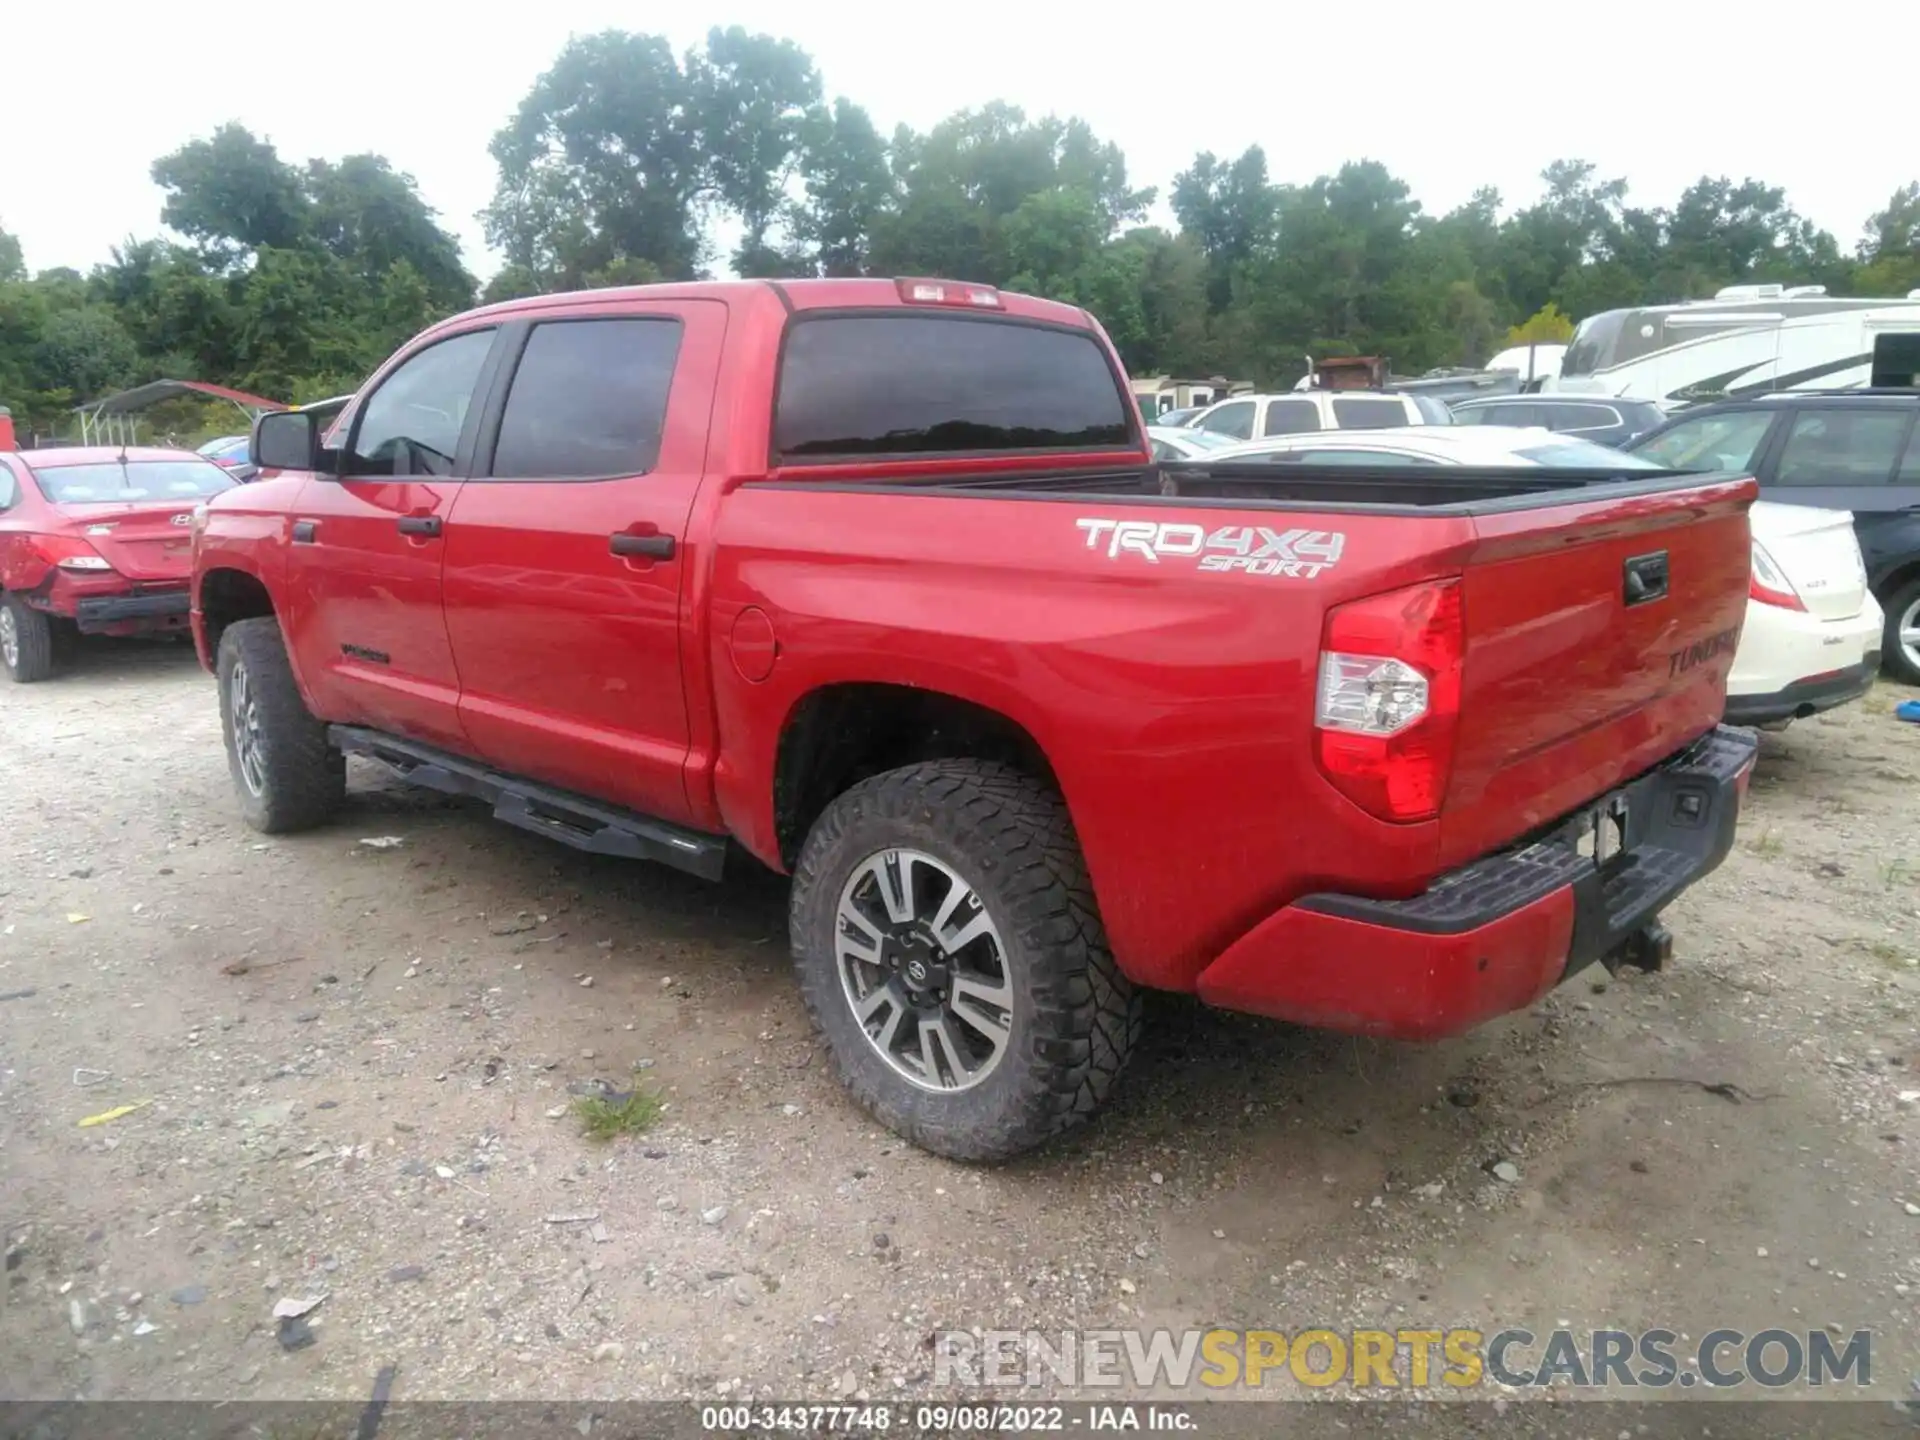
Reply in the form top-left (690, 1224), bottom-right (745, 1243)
top-left (895, 278), bottom-right (1002, 309)
top-left (1314, 579), bottom-right (1464, 823)
top-left (31, 535), bottom-right (116, 573)
top-left (1748, 540), bottom-right (1805, 612)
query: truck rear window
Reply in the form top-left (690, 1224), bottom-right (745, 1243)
top-left (773, 315), bottom-right (1132, 461)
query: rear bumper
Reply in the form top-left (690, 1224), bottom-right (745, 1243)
top-left (72, 588), bottom-right (191, 634)
top-left (1724, 653), bottom-right (1879, 727)
top-left (1193, 726), bottom-right (1758, 1039)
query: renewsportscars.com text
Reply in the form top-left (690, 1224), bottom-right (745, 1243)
top-left (934, 1327), bottom-right (1872, 1390)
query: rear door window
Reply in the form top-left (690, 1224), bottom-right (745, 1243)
top-left (1898, 418), bottom-right (1920, 482)
top-left (1550, 404), bottom-right (1618, 433)
top-left (773, 315), bottom-right (1131, 460)
top-left (1480, 403), bottom-right (1542, 426)
top-left (1330, 397), bottom-right (1412, 429)
top-left (489, 318), bottom-right (684, 479)
top-left (1772, 409), bottom-right (1911, 487)
top-left (1260, 399), bottom-right (1321, 436)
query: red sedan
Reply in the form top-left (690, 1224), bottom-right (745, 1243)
top-left (0, 446), bottom-right (238, 682)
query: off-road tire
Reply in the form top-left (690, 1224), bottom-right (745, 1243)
top-left (1, 594), bottom-right (57, 683)
top-left (1882, 576), bottom-right (1920, 686)
top-left (790, 760), bottom-right (1142, 1162)
top-left (216, 618), bottom-right (345, 833)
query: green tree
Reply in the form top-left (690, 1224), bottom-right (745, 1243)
top-left (1855, 182), bottom-right (1920, 296)
top-left (305, 155), bottom-right (475, 312)
top-left (868, 105), bottom-right (1149, 286)
top-left (1507, 302), bottom-right (1576, 344)
top-left (1170, 146), bottom-right (1278, 315)
top-left (33, 307), bottom-right (140, 403)
top-left (151, 124), bottom-right (309, 267)
top-left (795, 99), bottom-right (894, 276)
top-left (690, 27), bottom-right (822, 275)
top-left (0, 223), bottom-right (24, 283)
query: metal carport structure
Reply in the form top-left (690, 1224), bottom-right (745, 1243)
top-left (72, 380), bottom-right (287, 446)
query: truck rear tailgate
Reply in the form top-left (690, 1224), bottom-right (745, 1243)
top-left (1439, 478), bottom-right (1754, 870)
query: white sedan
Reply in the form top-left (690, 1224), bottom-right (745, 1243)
top-left (1195, 427), bottom-right (1885, 730)
top-left (1145, 425), bottom-right (1242, 462)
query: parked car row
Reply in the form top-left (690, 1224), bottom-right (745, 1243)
top-left (1168, 425), bottom-right (1888, 729)
top-left (1156, 366), bottom-right (1919, 703)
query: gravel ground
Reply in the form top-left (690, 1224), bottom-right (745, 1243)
top-left (2, 638), bottom-right (1917, 1416)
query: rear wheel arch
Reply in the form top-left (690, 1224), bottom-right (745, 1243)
top-left (769, 681), bottom-right (1066, 871)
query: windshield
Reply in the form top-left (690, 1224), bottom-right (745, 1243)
top-left (31, 459), bottom-right (238, 505)
top-left (1559, 311), bottom-right (1625, 378)
top-left (1513, 439), bottom-right (1662, 469)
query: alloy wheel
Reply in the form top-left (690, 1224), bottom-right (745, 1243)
top-left (0, 607), bottom-right (16, 671)
top-left (834, 848), bottom-right (1014, 1092)
top-left (229, 659), bottom-right (266, 796)
top-left (1900, 594), bottom-right (1920, 677)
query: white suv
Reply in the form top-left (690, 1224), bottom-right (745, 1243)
top-left (1185, 390), bottom-right (1450, 442)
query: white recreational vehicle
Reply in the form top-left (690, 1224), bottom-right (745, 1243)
top-left (1545, 284), bottom-right (1920, 405)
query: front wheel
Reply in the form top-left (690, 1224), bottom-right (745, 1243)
top-left (216, 618), bottom-right (345, 833)
top-left (789, 760), bottom-right (1141, 1162)
top-left (0, 594), bottom-right (56, 683)
top-left (1883, 578), bottom-right (1920, 687)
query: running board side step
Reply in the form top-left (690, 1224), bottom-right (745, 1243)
top-left (329, 726), bottom-right (727, 881)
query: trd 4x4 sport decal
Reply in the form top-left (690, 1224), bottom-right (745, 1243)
top-left (1075, 518), bottom-right (1345, 579)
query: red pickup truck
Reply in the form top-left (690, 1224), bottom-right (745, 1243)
top-left (192, 277), bottom-right (1759, 1161)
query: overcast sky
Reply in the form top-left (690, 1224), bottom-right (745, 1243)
top-left (2, 2), bottom-right (1912, 285)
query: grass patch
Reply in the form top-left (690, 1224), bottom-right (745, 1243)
top-left (1858, 939), bottom-right (1916, 971)
top-left (572, 1088), bottom-right (664, 1142)
top-left (1748, 828), bottom-right (1785, 857)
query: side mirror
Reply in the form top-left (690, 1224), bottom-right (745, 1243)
top-left (252, 411), bottom-right (320, 473)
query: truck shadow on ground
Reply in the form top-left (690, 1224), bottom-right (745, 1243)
top-left (330, 759), bottom-right (1565, 1172)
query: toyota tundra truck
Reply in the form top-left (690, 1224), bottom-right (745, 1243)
top-left (191, 277), bottom-right (1760, 1161)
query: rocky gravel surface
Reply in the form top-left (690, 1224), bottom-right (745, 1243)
top-left (1, 639), bottom-right (1917, 1420)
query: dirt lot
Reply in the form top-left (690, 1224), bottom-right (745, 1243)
top-left (2, 638), bottom-right (1917, 1416)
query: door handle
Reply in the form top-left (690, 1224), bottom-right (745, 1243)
top-left (1624, 550), bottom-right (1669, 606)
top-left (609, 531), bottom-right (676, 560)
top-left (397, 515), bottom-right (443, 537)
top-left (291, 520), bottom-right (318, 544)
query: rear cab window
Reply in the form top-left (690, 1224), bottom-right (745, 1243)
top-left (772, 314), bottom-right (1133, 462)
